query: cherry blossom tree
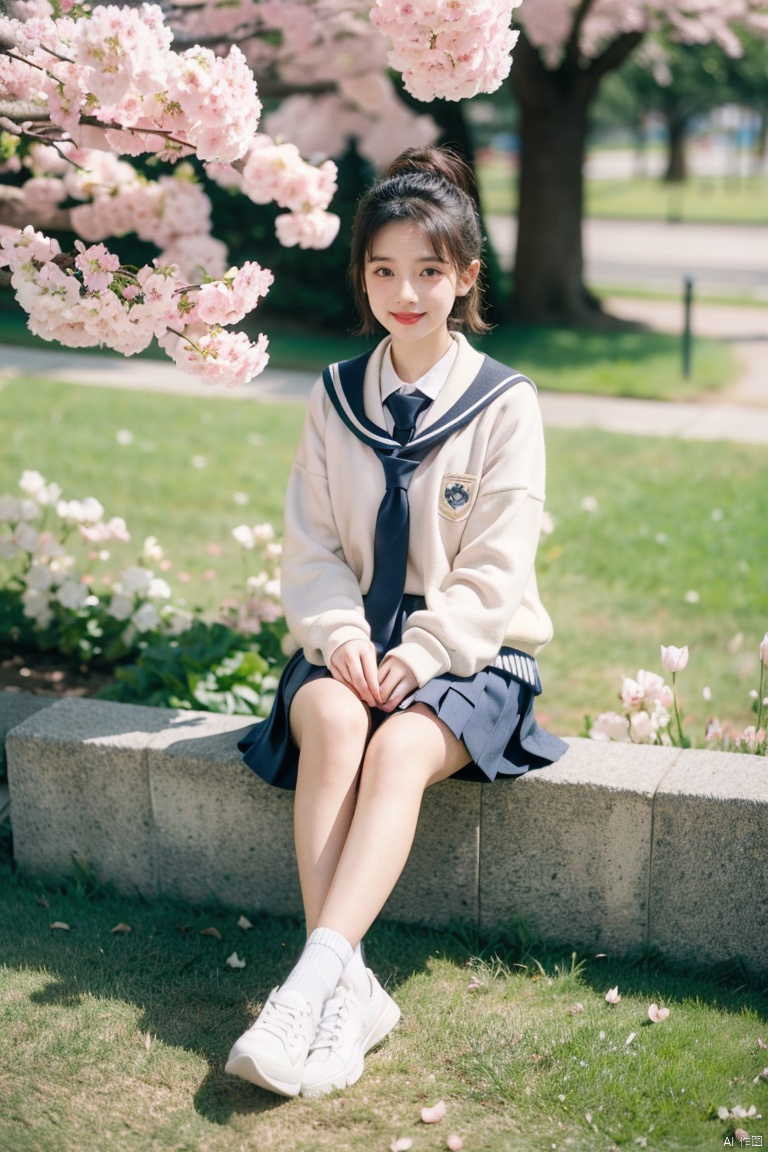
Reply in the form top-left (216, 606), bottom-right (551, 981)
top-left (0, 0), bottom-right (516, 380)
top-left (508, 0), bottom-right (768, 323)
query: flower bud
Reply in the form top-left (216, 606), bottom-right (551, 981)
top-left (760, 633), bottom-right (768, 667)
top-left (661, 645), bottom-right (688, 673)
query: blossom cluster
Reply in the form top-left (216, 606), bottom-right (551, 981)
top-left (0, 225), bottom-right (273, 384)
top-left (370, 0), bottom-right (519, 101)
top-left (0, 471), bottom-right (290, 672)
top-left (589, 640), bottom-right (768, 755)
top-left (222, 520), bottom-right (292, 649)
top-left (0, 470), bottom-right (190, 644)
top-left (206, 134), bottom-right (340, 250)
top-left (1, 4), bottom-right (261, 165)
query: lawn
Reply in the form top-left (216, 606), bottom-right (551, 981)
top-left (1, 827), bottom-right (767, 1152)
top-left (1, 376), bottom-right (766, 741)
top-left (476, 154), bottom-right (768, 226)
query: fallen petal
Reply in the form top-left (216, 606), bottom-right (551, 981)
top-left (446, 1135), bottom-right (464, 1151)
top-left (759, 1038), bottom-right (768, 1049)
top-left (648, 1003), bottom-right (670, 1023)
top-left (237, 915), bottom-right (254, 930)
top-left (201, 927), bottom-right (223, 940)
top-left (717, 1107), bottom-right (730, 1121)
top-left (390, 1139), bottom-right (412, 1152)
top-left (625, 1032), bottom-right (637, 1046)
top-left (111, 922), bottom-right (132, 934)
top-left (51, 922), bottom-right (70, 931)
top-left (735, 1130), bottom-right (749, 1143)
top-left (605, 986), bottom-right (621, 1004)
top-left (421, 1100), bottom-right (447, 1124)
top-left (566, 1002), bottom-right (585, 1014)
top-left (226, 952), bottom-right (246, 969)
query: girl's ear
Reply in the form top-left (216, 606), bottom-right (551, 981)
top-left (455, 259), bottom-right (481, 297)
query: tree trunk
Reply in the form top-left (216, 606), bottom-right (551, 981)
top-left (663, 116), bottom-right (688, 182)
top-left (508, 31), bottom-right (643, 326)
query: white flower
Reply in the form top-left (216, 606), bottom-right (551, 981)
top-left (589, 711), bottom-right (630, 742)
top-left (142, 536), bottom-right (164, 563)
top-left (116, 429), bottom-right (134, 445)
top-left (252, 523), bottom-right (275, 543)
top-left (167, 608), bottom-right (195, 636)
top-left (581, 496), bottom-right (598, 512)
top-left (120, 566), bottom-right (153, 594)
top-left (760, 633), bottom-right (768, 667)
top-left (27, 562), bottom-right (58, 591)
top-left (661, 645), bottom-right (689, 673)
top-left (19, 470), bottom-right (47, 498)
top-left (132, 602), bottom-right (161, 633)
top-left (21, 587), bottom-right (52, 624)
top-left (630, 711), bottom-right (656, 743)
top-left (108, 592), bottom-right (135, 621)
top-left (232, 524), bottom-right (256, 550)
top-left (233, 492), bottom-right (249, 506)
top-left (191, 455), bottom-right (208, 469)
top-left (684, 590), bottom-right (700, 604)
top-left (0, 538), bottom-right (20, 560)
top-left (264, 578), bottom-right (281, 599)
top-left (0, 495), bottom-right (21, 522)
top-left (57, 580), bottom-right (88, 610)
top-left (57, 497), bottom-right (105, 525)
top-left (148, 577), bottom-right (172, 600)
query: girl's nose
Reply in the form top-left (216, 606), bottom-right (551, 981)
top-left (397, 278), bottom-right (418, 304)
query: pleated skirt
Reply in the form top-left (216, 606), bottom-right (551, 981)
top-left (238, 630), bottom-right (567, 791)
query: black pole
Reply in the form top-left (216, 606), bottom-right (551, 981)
top-left (682, 276), bottom-right (694, 379)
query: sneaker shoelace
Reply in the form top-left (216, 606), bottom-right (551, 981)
top-left (309, 987), bottom-right (350, 1053)
top-left (257, 994), bottom-right (312, 1046)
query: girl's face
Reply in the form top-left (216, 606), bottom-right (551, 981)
top-left (363, 221), bottom-right (479, 361)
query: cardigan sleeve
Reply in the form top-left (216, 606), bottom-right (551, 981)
top-left (386, 383), bottom-right (548, 685)
top-left (280, 380), bottom-right (372, 667)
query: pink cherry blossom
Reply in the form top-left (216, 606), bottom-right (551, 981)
top-left (421, 1100), bottom-right (447, 1123)
top-left (274, 210), bottom-right (341, 250)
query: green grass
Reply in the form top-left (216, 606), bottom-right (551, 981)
top-left (1, 377), bottom-right (766, 741)
top-left (1, 835), bottom-right (767, 1152)
top-left (477, 155), bottom-right (768, 225)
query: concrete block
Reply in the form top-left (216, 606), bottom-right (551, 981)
top-left (0, 690), bottom-right (56, 775)
top-left (146, 713), bottom-right (301, 915)
top-left (381, 778), bottom-right (481, 928)
top-left (479, 738), bottom-right (680, 955)
top-left (6, 697), bottom-right (171, 895)
top-left (650, 750), bottom-right (768, 975)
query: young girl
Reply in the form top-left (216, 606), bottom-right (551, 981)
top-left (228, 146), bottom-right (567, 1098)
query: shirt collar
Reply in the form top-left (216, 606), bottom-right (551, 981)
top-left (380, 340), bottom-right (459, 404)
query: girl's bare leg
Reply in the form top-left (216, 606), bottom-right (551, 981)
top-left (315, 703), bottom-right (471, 949)
top-left (290, 677), bottom-right (371, 933)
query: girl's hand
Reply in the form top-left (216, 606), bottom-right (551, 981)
top-left (378, 656), bottom-right (418, 713)
top-left (329, 639), bottom-right (382, 708)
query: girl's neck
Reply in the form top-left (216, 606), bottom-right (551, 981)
top-left (389, 330), bottom-right (454, 385)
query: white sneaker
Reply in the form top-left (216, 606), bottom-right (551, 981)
top-left (225, 986), bottom-right (316, 1097)
top-left (300, 970), bottom-right (401, 1096)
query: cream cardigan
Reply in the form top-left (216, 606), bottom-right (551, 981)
top-left (281, 333), bottom-right (554, 688)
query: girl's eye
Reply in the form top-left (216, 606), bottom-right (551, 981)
top-left (372, 267), bottom-right (392, 277)
top-left (422, 267), bottom-right (442, 278)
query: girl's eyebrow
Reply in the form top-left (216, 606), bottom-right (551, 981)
top-left (367, 253), bottom-right (448, 263)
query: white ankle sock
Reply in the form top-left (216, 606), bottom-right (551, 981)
top-left (342, 944), bottom-right (372, 1001)
top-left (282, 927), bottom-right (353, 1020)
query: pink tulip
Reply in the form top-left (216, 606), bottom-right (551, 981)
top-left (648, 1003), bottom-right (670, 1022)
top-left (605, 986), bottom-right (621, 1004)
top-left (760, 633), bottom-right (768, 667)
top-left (661, 645), bottom-right (689, 673)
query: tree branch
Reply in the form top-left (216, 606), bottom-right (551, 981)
top-left (586, 30), bottom-right (645, 86)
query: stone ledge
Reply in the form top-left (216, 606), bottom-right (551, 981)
top-left (4, 692), bottom-right (767, 977)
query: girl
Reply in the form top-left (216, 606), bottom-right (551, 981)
top-left (228, 146), bottom-right (567, 1098)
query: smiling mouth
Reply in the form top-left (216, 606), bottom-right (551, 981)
top-left (391, 312), bottom-right (424, 325)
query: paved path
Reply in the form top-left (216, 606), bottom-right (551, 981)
top-left (2, 296), bottom-right (768, 445)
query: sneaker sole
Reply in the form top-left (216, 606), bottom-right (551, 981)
top-left (225, 1052), bottom-right (302, 1097)
top-left (301, 989), bottom-right (401, 1097)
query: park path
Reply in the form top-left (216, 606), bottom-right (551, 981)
top-left (2, 298), bottom-right (768, 445)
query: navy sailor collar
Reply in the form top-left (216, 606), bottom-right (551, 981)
top-left (322, 348), bottom-right (534, 455)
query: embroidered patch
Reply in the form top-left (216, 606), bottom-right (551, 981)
top-left (438, 472), bottom-right (477, 521)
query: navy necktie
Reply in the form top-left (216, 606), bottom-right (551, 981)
top-left (364, 389), bottom-right (433, 654)
top-left (384, 388), bottom-right (432, 446)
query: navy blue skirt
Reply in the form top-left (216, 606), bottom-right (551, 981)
top-left (238, 628), bottom-right (567, 791)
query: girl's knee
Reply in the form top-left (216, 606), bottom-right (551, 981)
top-left (291, 678), bottom-right (371, 751)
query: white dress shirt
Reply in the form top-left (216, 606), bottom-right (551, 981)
top-left (380, 342), bottom-right (459, 436)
